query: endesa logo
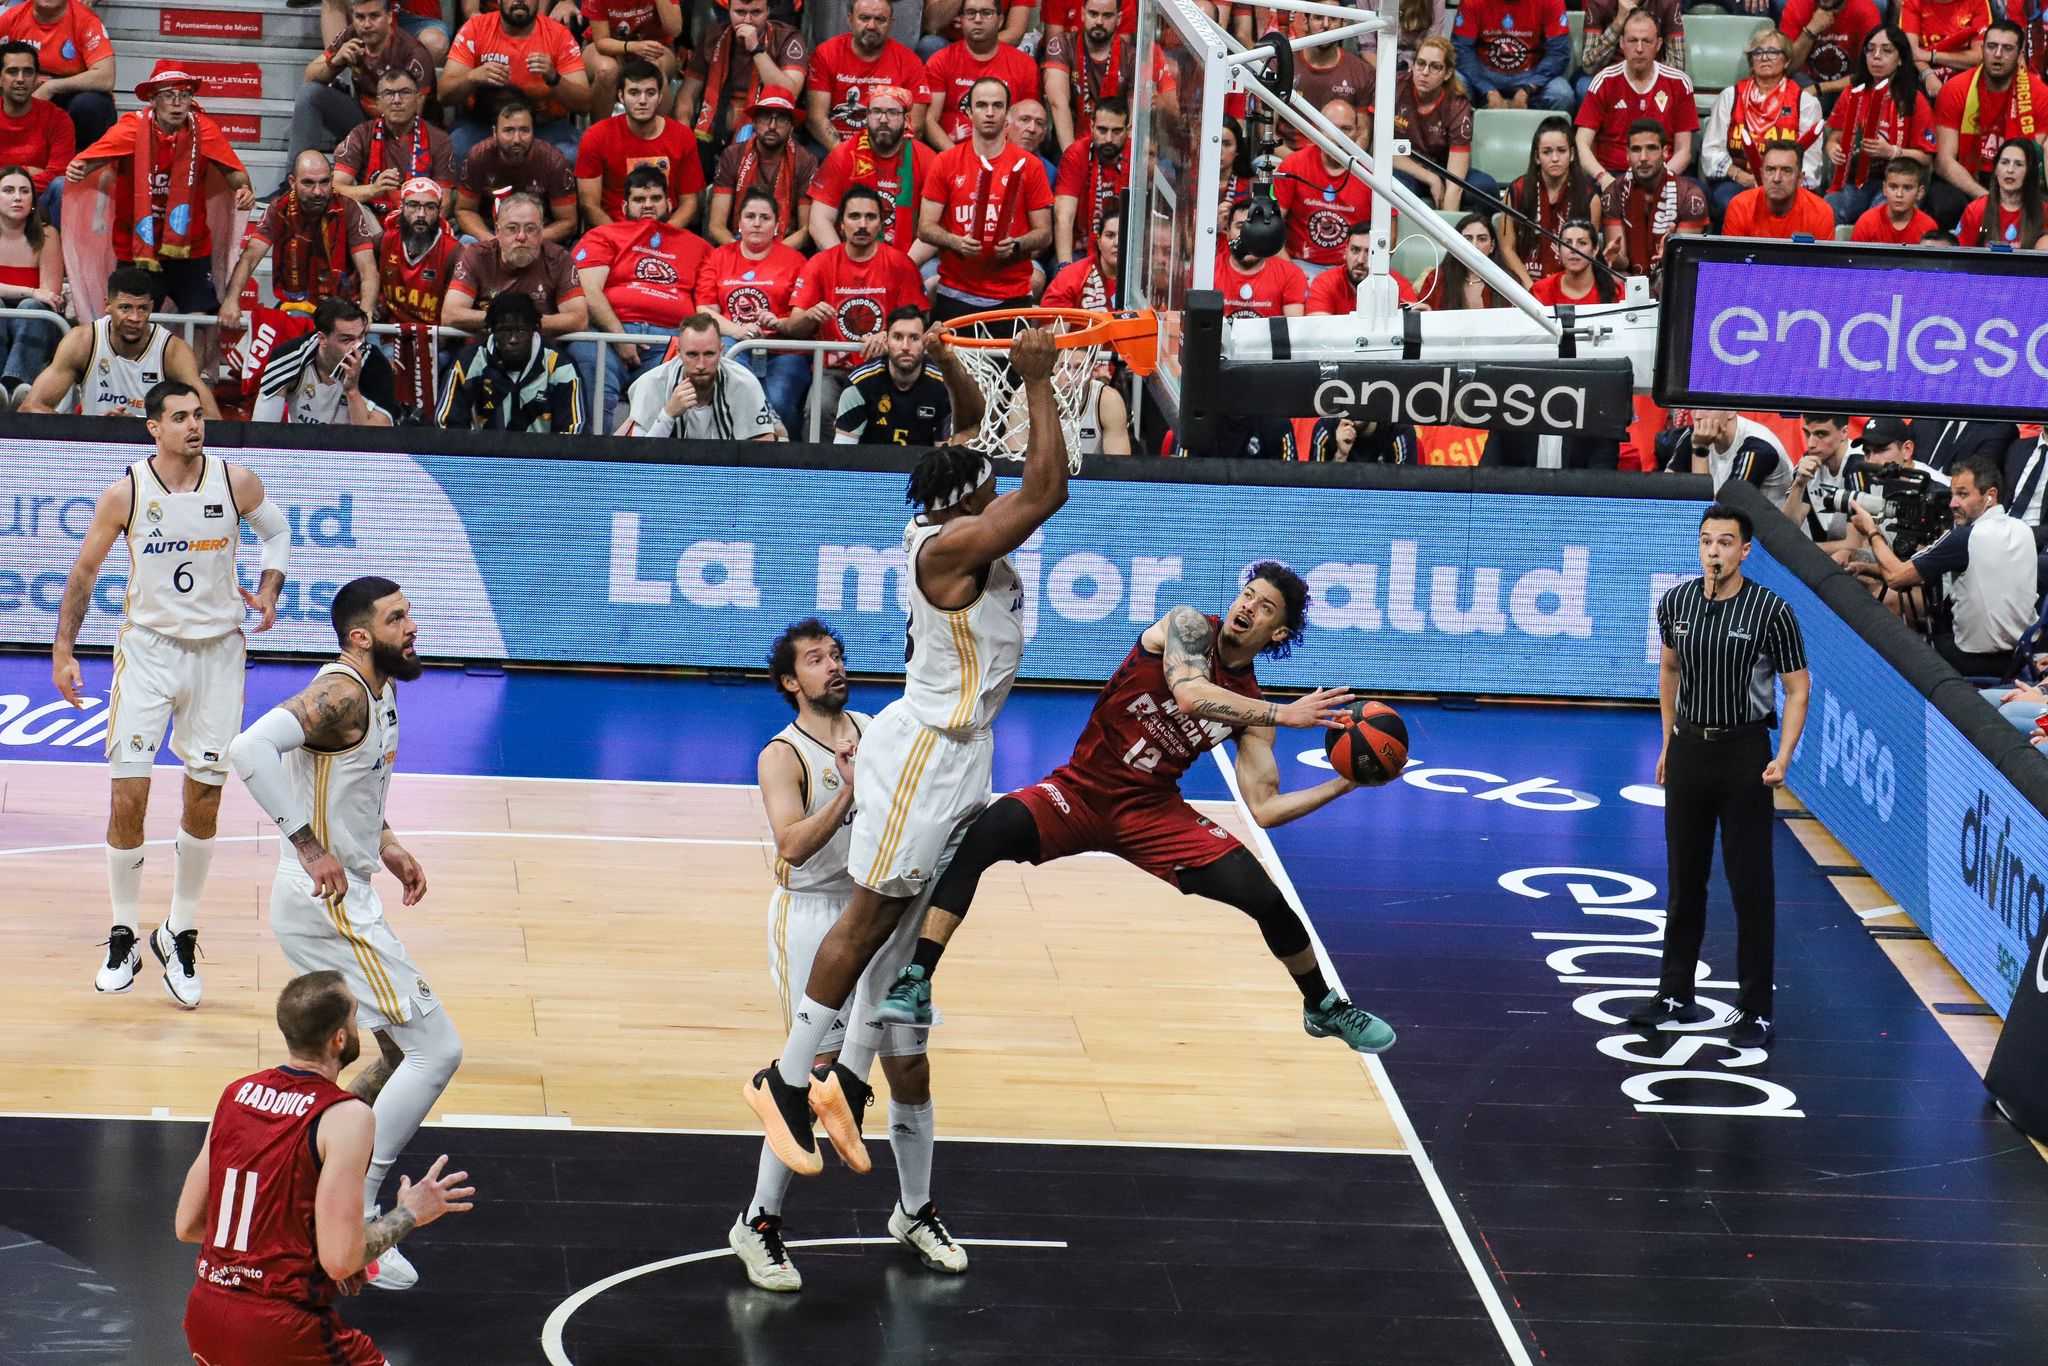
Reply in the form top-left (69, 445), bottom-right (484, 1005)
top-left (1311, 367), bottom-right (1592, 432)
top-left (140, 536), bottom-right (232, 556)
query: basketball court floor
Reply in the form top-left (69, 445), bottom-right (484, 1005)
top-left (3, 655), bottom-right (2046, 1365)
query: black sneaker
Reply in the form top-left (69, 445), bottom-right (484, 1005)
top-left (814, 1061), bottom-right (873, 1135)
top-left (743, 1066), bottom-right (822, 1176)
top-left (1727, 1012), bottom-right (1772, 1049)
top-left (1623, 995), bottom-right (1711, 1028)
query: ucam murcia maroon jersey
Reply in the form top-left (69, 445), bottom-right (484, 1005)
top-left (1064, 614), bottom-right (1264, 797)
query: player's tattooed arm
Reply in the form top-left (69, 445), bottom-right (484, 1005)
top-left (1161, 606), bottom-right (1283, 727)
top-left (362, 1206), bottom-right (417, 1262)
top-left (284, 675), bottom-right (371, 753)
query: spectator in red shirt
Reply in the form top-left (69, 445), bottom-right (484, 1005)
top-left (0, 165), bottom-right (62, 397)
top-left (783, 182), bottom-right (929, 427)
top-left (919, 76), bottom-right (1052, 318)
top-left (290, 0), bottom-right (435, 175)
top-left (808, 84), bottom-right (935, 256)
top-left (1574, 0), bottom-right (1686, 104)
top-left (0, 0), bottom-right (114, 150)
top-left (696, 184), bottom-right (811, 426)
top-left (1784, 0), bottom-right (1882, 106)
top-left (0, 42), bottom-right (72, 222)
top-left (1574, 12), bottom-right (1697, 185)
top-left (1700, 30), bottom-right (1825, 222)
top-left (1387, 36), bottom-right (1488, 211)
top-left (922, 0), bottom-right (1040, 151)
top-left (1054, 96), bottom-right (1128, 266)
top-left (1903, 0), bottom-right (1993, 96)
top-left (1272, 99), bottom-right (1375, 276)
top-left (1043, 0), bottom-right (1136, 152)
top-left (709, 89), bottom-right (817, 248)
top-left (334, 66), bottom-right (455, 224)
top-left (1453, 0), bottom-right (1573, 111)
top-left (807, 0), bottom-right (933, 152)
top-left (1042, 203), bottom-right (1121, 309)
top-left (1217, 197), bottom-right (1308, 319)
top-left (1934, 21), bottom-right (2045, 211)
top-left (377, 175), bottom-right (458, 414)
top-left (1957, 137), bottom-right (2048, 247)
top-left (439, 0), bottom-right (593, 165)
top-left (575, 58), bottom-right (705, 229)
top-left (573, 165), bottom-right (710, 429)
top-left (1850, 155), bottom-right (1940, 241)
top-left (680, 0), bottom-right (806, 172)
top-left (220, 150), bottom-right (378, 333)
top-left (1304, 222), bottom-right (1421, 313)
top-left (1502, 116), bottom-right (1600, 285)
top-left (455, 98), bottom-right (579, 246)
top-left (1824, 26), bottom-right (1940, 224)
top-left (1601, 119), bottom-right (1707, 295)
top-left (1723, 138), bottom-right (1838, 237)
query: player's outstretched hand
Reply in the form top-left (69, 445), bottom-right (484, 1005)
top-left (240, 585), bottom-right (278, 633)
top-left (396, 1155), bottom-right (475, 1229)
top-left (1012, 324), bottom-right (1057, 382)
top-left (1276, 686), bottom-right (1356, 729)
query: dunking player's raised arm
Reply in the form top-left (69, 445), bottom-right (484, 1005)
top-left (1154, 605), bottom-right (1353, 733)
top-left (227, 673), bottom-right (372, 899)
top-left (924, 330), bottom-right (985, 438)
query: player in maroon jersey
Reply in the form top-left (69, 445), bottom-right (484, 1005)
top-left (176, 971), bottom-right (474, 1366)
top-left (872, 562), bottom-right (1397, 1053)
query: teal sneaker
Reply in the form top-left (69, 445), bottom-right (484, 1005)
top-left (1304, 991), bottom-right (1396, 1054)
top-left (874, 965), bottom-right (934, 1027)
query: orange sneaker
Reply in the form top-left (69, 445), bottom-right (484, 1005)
top-left (743, 1066), bottom-right (823, 1176)
top-left (808, 1062), bottom-right (872, 1174)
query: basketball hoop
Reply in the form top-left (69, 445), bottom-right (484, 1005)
top-left (929, 307), bottom-right (1158, 468)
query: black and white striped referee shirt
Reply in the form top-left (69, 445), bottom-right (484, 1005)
top-left (1657, 579), bottom-right (1807, 728)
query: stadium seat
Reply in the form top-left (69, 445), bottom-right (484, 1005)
top-left (1567, 10), bottom-right (1585, 79)
top-left (1391, 232), bottom-right (1443, 286)
top-left (1394, 206), bottom-right (1472, 245)
top-left (1835, 224), bottom-right (1855, 241)
top-left (1686, 14), bottom-right (1766, 104)
top-left (1470, 109), bottom-right (1552, 190)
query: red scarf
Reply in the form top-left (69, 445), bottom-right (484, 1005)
top-left (1731, 77), bottom-right (1814, 181)
top-left (734, 141), bottom-right (797, 238)
top-left (1829, 80), bottom-right (1915, 192)
top-left (694, 23), bottom-right (766, 143)
top-left (1082, 149), bottom-right (1125, 241)
top-left (365, 118), bottom-right (431, 214)
top-left (1611, 172), bottom-right (1680, 279)
top-left (1519, 175), bottom-right (1574, 280)
top-left (133, 117), bottom-right (202, 267)
top-left (274, 194), bottom-right (348, 309)
top-left (392, 320), bottom-right (437, 413)
top-left (1075, 35), bottom-right (1128, 129)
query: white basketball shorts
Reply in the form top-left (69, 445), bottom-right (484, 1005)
top-left (106, 624), bottom-right (245, 784)
top-left (269, 869), bottom-right (438, 1032)
top-left (766, 886), bottom-right (930, 1058)
top-left (846, 699), bottom-right (991, 900)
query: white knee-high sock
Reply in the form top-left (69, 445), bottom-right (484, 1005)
top-left (749, 1141), bottom-right (795, 1219)
top-left (106, 844), bottom-right (144, 932)
top-left (835, 1031), bottom-right (879, 1083)
top-left (364, 1009), bottom-right (463, 1211)
top-left (776, 995), bottom-right (840, 1087)
top-left (889, 1100), bottom-right (935, 1213)
top-left (169, 831), bottom-right (213, 933)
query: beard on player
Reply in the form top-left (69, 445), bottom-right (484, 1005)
top-left (806, 670), bottom-right (850, 715)
top-left (372, 632), bottom-right (425, 682)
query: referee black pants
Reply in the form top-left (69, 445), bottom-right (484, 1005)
top-left (1659, 730), bottom-right (1776, 1019)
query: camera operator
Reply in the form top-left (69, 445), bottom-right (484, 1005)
top-left (1664, 409), bottom-right (1794, 506)
top-left (1782, 413), bottom-right (1869, 550)
top-left (1853, 454), bottom-right (2038, 676)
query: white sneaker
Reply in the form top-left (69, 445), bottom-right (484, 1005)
top-left (95, 927), bottom-right (140, 993)
top-left (888, 1201), bottom-right (968, 1273)
top-left (150, 924), bottom-right (202, 1008)
top-left (729, 1214), bottom-right (801, 1292)
top-left (363, 1214), bottom-right (419, 1291)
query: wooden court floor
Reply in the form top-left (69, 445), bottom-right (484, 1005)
top-left (0, 760), bottom-right (1401, 1152)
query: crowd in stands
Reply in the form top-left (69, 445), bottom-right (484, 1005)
top-left (0, 0), bottom-right (2042, 459)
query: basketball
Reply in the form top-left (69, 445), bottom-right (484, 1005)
top-left (1324, 700), bottom-right (1408, 787)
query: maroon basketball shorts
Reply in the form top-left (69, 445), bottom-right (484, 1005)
top-left (1010, 766), bottom-right (1242, 888)
top-left (185, 1284), bottom-right (384, 1366)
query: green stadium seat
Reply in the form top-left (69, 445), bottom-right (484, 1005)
top-left (1685, 14), bottom-right (1766, 96)
top-left (1391, 233), bottom-right (1443, 289)
top-left (1469, 108), bottom-right (1552, 190)
top-left (1567, 10), bottom-right (1585, 79)
top-left (1835, 224), bottom-right (1855, 241)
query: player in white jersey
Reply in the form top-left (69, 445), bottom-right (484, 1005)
top-left (226, 577), bottom-right (462, 1294)
top-left (729, 619), bottom-right (966, 1294)
top-left (743, 325), bottom-right (1070, 1180)
top-left (52, 380), bottom-right (290, 1007)
top-left (20, 266), bottom-right (220, 417)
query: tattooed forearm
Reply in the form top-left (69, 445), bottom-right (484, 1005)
top-left (347, 1057), bottom-right (395, 1104)
top-left (288, 825), bottom-right (322, 850)
top-left (363, 1206), bottom-right (416, 1262)
top-left (1186, 697), bottom-right (1281, 727)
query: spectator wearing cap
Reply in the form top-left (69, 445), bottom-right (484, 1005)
top-left (808, 84), bottom-right (935, 256)
top-left (572, 165), bottom-right (711, 431)
top-left (455, 97), bottom-right (580, 246)
top-left (377, 175), bottom-right (460, 414)
top-left (0, 42), bottom-right (73, 224)
top-left (439, 0), bottom-right (593, 166)
top-left (1053, 96), bottom-right (1128, 268)
top-left (679, 0), bottom-right (806, 174)
top-left (709, 88), bottom-right (817, 248)
top-left (0, 0), bottom-right (114, 151)
top-left (1006, 98), bottom-right (1062, 190)
top-left (782, 182), bottom-right (928, 430)
top-left (576, 58), bottom-right (706, 230)
top-left (919, 76), bottom-right (1052, 321)
top-left (923, 0), bottom-right (1041, 153)
top-left (1042, 0), bottom-right (1136, 153)
top-left (696, 184), bottom-right (811, 428)
top-left (63, 68), bottom-right (251, 316)
top-left (439, 288), bottom-right (584, 433)
top-left (333, 65), bottom-right (455, 224)
top-left (1699, 29), bottom-right (1825, 222)
top-left (807, 0), bottom-right (933, 153)
top-left (251, 296), bottom-right (396, 427)
top-left (290, 0), bottom-right (435, 173)
top-left (219, 150), bottom-right (379, 335)
top-left (1722, 137), bottom-right (1837, 237)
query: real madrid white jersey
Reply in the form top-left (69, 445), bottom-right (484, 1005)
top-left (283, 662), bottom-right (399, 883)
top-left (900, 518), bottom-right (1026, 737)
top-left (769, 711), bottom-right (870, 895)
top-left (81, 316), bottom-right (172, 417)
top-left (124, 455), bottom-right (243, 641)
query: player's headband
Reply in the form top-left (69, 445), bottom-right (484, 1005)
top-left (928, 456), bottom-right (994, 510)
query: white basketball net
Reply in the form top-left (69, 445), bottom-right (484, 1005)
top-left (939, 314), bottom-right (1105, 472)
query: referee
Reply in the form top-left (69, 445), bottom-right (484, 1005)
top-left (1627, 504), bottom-right (1810, 1049)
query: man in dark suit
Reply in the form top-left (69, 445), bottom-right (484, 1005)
top-left (2000, 430), bottom-right (2048, 599)
top-left (1913, 418), bottom-right (2019, 475)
